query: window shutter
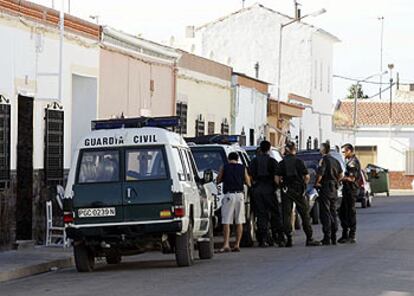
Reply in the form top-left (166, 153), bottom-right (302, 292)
top-left (44, 107), bottom-right (64, 186)
top-left (0, 103), bottom-right (11, 184)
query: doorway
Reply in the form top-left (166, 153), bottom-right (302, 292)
top-left (16, 95), bottom-right (34, 240)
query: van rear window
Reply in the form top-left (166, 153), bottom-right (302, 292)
top-left (77, 150), bottom-right (120, 184)
top-left (191, 149), bottom-right (226, 173)
top-left (125, 148), bottom-right (167, 181)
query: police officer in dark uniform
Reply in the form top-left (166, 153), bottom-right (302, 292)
top-left (338, 143), bottom-right (361, 244)
top-left (250, 141), bottom-right (284, 247)
top-left (315, 142), bottom-right (343, 245)
top-left (276, 141), bottom-right (321, 247)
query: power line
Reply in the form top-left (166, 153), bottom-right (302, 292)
top-left (334, 74), bottom-right (414, 86)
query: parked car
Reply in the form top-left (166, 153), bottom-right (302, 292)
top-left (243, 145), bottom-right (283, 163)
top-left (296, 149), bottom-right (346, 223)
top-left (186, 135), bottom-right (255, 247)
top-left (357, 169), bottom-right (373, 208)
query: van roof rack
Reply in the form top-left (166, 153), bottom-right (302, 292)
top-left (91, 116), bottom-right (180, 131)
top-left (184, 134), bottom-right (240, 145)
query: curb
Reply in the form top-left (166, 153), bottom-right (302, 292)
top-left (0, 257), bottom-right (74, 283)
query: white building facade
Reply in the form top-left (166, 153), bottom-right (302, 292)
top-left (232, 73), bottom-right (268, 146)
top-left (0, 1), bottom-right (100, 248)
top-left (173, 4), bottom-right (341, 149)
top-left (335, 87), bottom-right (414, 189)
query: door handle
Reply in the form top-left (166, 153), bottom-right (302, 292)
top-left (126, 187), bottom-right (137, 199)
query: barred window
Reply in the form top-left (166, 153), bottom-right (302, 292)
top-left (195, 117), bottom-right (205, 137)
top-left (176, 102), bottom-right (188, 135)
top-left (44, 108), bottom-right (64, 186)
top-left (0, 104), bottom-right (11, 183)
top-left (221, 120), bottom-right (229, 135)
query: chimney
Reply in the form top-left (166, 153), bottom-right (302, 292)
top-left (185, 26), bottom-right (195, 38)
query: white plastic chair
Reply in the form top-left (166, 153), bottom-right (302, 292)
top-left (46, 200), bottom-right (68, 247)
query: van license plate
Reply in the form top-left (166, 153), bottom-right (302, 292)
top-left (78, 208), bottom-right (116, 218)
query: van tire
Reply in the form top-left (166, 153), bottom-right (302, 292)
top-left (175, 222), bottom-right (195, 267)
top-left (106, 255), bottom-right (121, 265)
top-left (199, 217), bottom-right (214, 260)
top-left (240, 211), bottom-right (255, 247)
top-left (74, 243), bottom-right (95, 272)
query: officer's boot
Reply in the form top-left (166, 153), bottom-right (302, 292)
top-left (348, 232), bottom-right (357, 244)
top-left (276, 232), bottom-right (286, 248)
top-left (306, 237), bottom-right (322, 247)
top-left (337, 230), bottom-right (349, 244)
top-left (320, 235), bottom-right (331, 246)
top-left (285, 236), bottom-right (293, 248)
top-left (331, 233), bottom-right (337, 245)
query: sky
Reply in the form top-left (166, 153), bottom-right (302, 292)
top-left (32, 0), bottom-right (414, 100)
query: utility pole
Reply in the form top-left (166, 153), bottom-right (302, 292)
top-left (242, 0), bottom-right (246, 9)
top-left (58, 0), bottom-right (64, 102)
top-left (388, 64), bottom-right (394, 120)
top-left (378, 17), bottom-right (384, 99)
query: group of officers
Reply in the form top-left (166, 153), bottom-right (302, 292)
top-left (217, 140), bottom-right (361, 252)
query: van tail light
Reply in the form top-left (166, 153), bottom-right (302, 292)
top-left (64, 212), bottom-right (74, 224)
top-left (174, 206), bottom-right (185, 218)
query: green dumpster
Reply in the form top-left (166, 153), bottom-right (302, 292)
top-left (366, 164), bottom-right (390, 197)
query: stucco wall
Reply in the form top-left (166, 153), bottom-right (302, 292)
top-left (176, 5), bottom-right (342, 148)
top-left (355, 129), bottom-right (414, 172)
top-left (232, 85), bottom-right (267, 145)
top-left (177, 68), bottom-right (232, 137)
top-left (0, 14), bottom-right (99, 170)
top-left (99, 48), bottom-right (175, 119)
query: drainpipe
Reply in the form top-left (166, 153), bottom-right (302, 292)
top-left (172, 62), bottom-right (177, 117)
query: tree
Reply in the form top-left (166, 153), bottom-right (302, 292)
top-left (347, 84), bottom-right (369, 99)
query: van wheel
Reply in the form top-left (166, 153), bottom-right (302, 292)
top-left (74, 243), bottom-right (95, 272)
top-left (361, 197), bottom-right (367, 208)
top-left (199, 216), bottom-right (214, 260)
top-left (240, 211), bottom-right (255, 247)
top-left (106, 254), bottom-right (121, 265)
top-left (294, 211), bottom-right (301, 230)
top-left (311, 204), bottom-right (319, 224)
top-left (367, 193), bottom-right (372, 208)
top-left (175, 222), bottom-right (195, 267)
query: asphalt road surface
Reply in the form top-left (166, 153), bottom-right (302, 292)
top-left (2, 195), bottom-right (414, 296)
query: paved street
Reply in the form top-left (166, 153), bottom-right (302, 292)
top-left (2, 195), bottom-right (414, 296)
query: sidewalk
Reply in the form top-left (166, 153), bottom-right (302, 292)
top-left (0, 246), bottom-right (73, 283)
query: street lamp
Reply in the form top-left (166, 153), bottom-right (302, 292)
top-left (352, 71), bottom-right (388, 143)
top-left (276, 8), bottom-right (327, 100)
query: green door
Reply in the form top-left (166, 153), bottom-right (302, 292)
top-left (123, 147), bottom-right (173, 221)
top-left (73, 149), bottom-right (123, 225)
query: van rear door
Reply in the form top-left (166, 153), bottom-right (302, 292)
top-left (123, 146), bottom-right (173, 221)
top-left (72, 149), bottom-right (123, 225)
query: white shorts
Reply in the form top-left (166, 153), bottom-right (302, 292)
top-left (221, 192), bottom-right (246, 225)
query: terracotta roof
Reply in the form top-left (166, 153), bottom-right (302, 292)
top-left (334, 100), bottom-right (414, 128)
top-left (0, 0), bottom-right (100, 39)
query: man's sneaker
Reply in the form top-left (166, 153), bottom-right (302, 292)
top-left (306, 238), bottom-right (322, 247)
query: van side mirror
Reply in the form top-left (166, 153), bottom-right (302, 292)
top-left (203, 169), bottom-right (214, 184)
